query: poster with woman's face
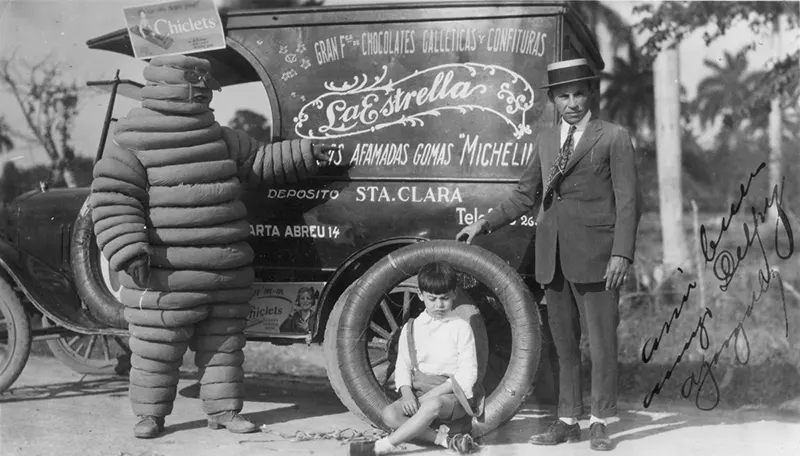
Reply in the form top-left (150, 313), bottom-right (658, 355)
top-left (246, 282), bottom-right (322, 336)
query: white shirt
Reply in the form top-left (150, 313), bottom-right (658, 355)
top-left (560, 110), bottom-right (592, 148)
top-left (394, 310), bottom-right (478, 398)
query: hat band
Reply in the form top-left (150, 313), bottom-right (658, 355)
top-left (547, 65), bottom-right (595, 86)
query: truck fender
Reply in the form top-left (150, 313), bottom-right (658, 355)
top-left (311, 236), bottom-right (426, 344)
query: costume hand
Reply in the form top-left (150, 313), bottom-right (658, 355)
top-left (401, 395), bottom-right (419, 416)
top-left (311, 143), bottom-right (333, 167)
top-left (455, 220), bottom-right (488, 244)
top-left (278, 140), bottom-right (333, 184)
top-left (123, 254), bottom-right (150, 288)
top-left (604, 255), bottom-right (630, 291)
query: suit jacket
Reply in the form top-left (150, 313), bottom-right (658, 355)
top-left (483, 116), bottom-right (641, 285)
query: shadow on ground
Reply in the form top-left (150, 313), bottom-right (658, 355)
top-left (166, 373), bottom-right (348, 433)
top-left (0, 376), bottom-right (130, 403)
top-left (480, 402), bottom-right (800, 450)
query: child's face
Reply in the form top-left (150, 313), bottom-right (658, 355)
top-left (298, 292), bottom-right (315, 310)
top-left (419, 290), bottom-right (455, 319)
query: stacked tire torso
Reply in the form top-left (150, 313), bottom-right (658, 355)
top-left (91, 55), bottom-right (254, 418)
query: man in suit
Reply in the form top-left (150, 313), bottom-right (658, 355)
top-left (456, 58), bottom-right (640, 451)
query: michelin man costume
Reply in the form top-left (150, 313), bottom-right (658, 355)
top-left (90, 55), bottom-right (325, 438)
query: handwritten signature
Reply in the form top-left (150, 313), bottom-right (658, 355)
top-left (642, 162), bottom-right (795, 410)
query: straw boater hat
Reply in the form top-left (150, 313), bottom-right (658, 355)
top-left (540, 58), bottom-right (600, 89)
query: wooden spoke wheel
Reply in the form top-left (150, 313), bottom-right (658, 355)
top-left (42, 317), bottom-right (130, 376)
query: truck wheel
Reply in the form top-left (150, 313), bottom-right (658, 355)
top-left (71, 198), bottom-right (127, 329)
top-left (326, 240), bottom-right (541, 437)
top-left (42, 317), bottom-right (131, 376)
top-left (0, 277), bottom-right (32, 393)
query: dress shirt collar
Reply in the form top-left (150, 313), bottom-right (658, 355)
top-left (561, 110), bottom-right (592, 136)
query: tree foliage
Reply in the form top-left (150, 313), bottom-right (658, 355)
top-left (601, 52), bottom-right (655, 132)
top-left (567, 0), bottom-right (635, 55)
top-left (693, 50), bottom-right (765, 129)
top-left (0, 53), bottom-right (87, 188)
top-left (228, 109), bottom-right (272, 142)
top-left (0, 116), bottom-right (14, 154)
top-left (0, 156), bottom-right (95, 205)
top-left (633, 1), bottom-right (799, 123)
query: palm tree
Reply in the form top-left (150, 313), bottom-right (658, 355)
top-left (693, 50), bottom-right (763, 130)
top-left (654, 48), bottom-right (691, 271)
top-left (567, 1), bottom-right (634, 57)
top-left (600, 52), bottom-right (655, 137)
top-left (745, 100), bottom-right (800, 139)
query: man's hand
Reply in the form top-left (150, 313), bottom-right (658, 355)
top-left (604, 255), bottom-right (630, 290)
top-left (123, 254), bottom-right (150, 288)
top-left (456, 219), bottom-right (489, 244)
top-left (400, 388), bottom-right (419, 416)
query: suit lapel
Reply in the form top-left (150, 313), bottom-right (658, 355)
top-left (564, 117), bottom-right (603, 174)
top-left (542, 127), bottom-right (559, 164)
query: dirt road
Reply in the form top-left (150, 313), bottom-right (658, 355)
top-left (1, 356), bottom-right (799, 456)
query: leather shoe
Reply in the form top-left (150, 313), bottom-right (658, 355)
top-left (207, 411), bottom-right (258, 433)
top-left (134, 416), bottom-right (164, 439)
top-left (348, 441), bottom-right (376, 456)
top-left (589, 422), bottom-right (613, 451)
top-left (448, 433), bottom-right (478, 453)
top-left (530, 419), bottom-right (581, 445)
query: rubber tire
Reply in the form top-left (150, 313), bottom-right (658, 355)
top-left (329, 240), bottom-right (541, 437)
top-left (71, 198), bottom-right (127, 329)
top-left (324, 283), bottom-right (371, 424)
top-left (0, 277), bottom-right (32, 393)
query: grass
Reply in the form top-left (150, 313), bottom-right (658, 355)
top-left (611, 208), bottom-right (800, 410)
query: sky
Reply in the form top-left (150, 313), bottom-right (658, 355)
top-left (0, 0), bottom-right (797, 168)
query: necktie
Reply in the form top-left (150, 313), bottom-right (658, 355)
top-left (547, 124), bottom-right (577, 188)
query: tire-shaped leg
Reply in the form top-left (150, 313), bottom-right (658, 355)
top-left (0, 277), bottom-right (32, 393)
top-left (331, 240), bottom-right (541, 437)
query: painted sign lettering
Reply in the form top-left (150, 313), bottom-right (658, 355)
top-left (294, 63), bottom-right (535, 140)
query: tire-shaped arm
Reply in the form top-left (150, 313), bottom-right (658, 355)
top-left (220, 126), bottom-right (320, 190)
top-left (90, 140), bottom-right (150, 272)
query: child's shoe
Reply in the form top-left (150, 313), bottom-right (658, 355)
top-left (348, 441), bottom-right (377, 456)
top-left (448, 433), bottom-right (478, 454)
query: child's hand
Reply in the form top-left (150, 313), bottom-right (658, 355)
top-left (401, 394), bottom-right (419, 416)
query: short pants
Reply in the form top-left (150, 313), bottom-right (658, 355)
top-left (393, 390), bottom-right (467, 422)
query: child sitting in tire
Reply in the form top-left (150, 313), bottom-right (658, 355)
top-left (349, 261), bottom-right (479, 455)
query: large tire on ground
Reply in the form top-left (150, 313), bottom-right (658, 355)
top-left (0, 277), bottom-right (32, 393)
top-left (324, 283), bottom-right (369, 423)
top-left (325, 240), bottom-right (541, 437)
top-left (71, 198), bottom-right (127, 329)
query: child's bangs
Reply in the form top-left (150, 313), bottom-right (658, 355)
top-left (417, 262), bottom-right (458, 295)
